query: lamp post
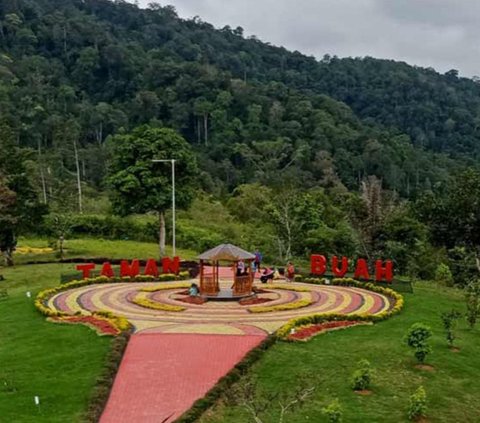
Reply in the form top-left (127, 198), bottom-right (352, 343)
top-left (152, 159), bottom-right (176, 256)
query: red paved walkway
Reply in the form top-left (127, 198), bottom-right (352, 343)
top-left (100, 333), bottom-right (266, 423)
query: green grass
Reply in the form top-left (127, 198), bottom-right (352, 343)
top-left (200, 283), bottom-right (480, 423)
top-left (2, 239), bottom-right (480, 422)
top-left (11, 237), bottom-right (198, 265)
top-left (0, 264), bottom-right (111, 423)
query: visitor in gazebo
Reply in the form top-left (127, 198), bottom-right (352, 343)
top-left (286, 262), bottom-right (295, 282)
top-left (237, 260), bottom-right (246, 276)
top-left (260, 267), bottom-right (275, 284)
top-left (189, 283), bottom-right (200, 296)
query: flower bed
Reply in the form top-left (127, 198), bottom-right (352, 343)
top-left (287, 320), bottom-right (371, 341)
top-left (49, 315), bottom-right (121, 336)
top-left (239, 297), bottom-right (273, 306)
top-left (131, 293), bottom-right (186, 312)
top-left (140, 282), bottom-right (191, 292)
top-left (248, 298), bottom-right (313, 313)
top-left (177, 296), bottom-right (207, 305)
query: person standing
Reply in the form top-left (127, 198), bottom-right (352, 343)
top-left (254, 249), bottom-right (263, 273)
top-left (286, 262), bottom-right (295, 282)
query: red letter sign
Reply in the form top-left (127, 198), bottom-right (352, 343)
top-left (76, 263), bottom-right (96, 279)
top-left (144, 259), bottom-right (159, 277)
top-left (100, 262), bottom-right (115, 278)
top-left (354, 259), bottom-right (370, 280)
top-left (120, 260), bottom-right (140, 277)
top-left (310, 255), bottom-right (327, 275)
top-left (162, 256), bottom-right (180, 274)
top-left (375, 260), bottom-right (393, 283)
top-left (332, 256), bottom-right (348, 277)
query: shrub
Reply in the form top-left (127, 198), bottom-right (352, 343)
top-left (351, 359), bottom-right (372, 391)
top-left (322, 399), bottom-right (343, 423)
top-left (465, 279), bottom-right (480, 329)
top-left (440, 309), bottom-right (462, 347)
top-left (404, 323), bottom-right (432, 363)
top-left (408, 386), bottom-right (427, 421)
top-left (435, 263), bottom-right (454, 286)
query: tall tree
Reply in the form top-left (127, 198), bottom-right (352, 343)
top-left (107, 126), bottom-right (198, 257)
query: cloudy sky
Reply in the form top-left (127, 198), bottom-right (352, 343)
top-left (133, 0), bottom-right (480, 77)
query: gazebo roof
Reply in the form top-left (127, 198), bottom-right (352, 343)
top-left (198, 243), bottom-right (255, 261)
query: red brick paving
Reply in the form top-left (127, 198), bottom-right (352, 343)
top-left (100, 333), bottom-right (266, 423)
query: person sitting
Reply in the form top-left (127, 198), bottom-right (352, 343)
top-left (260, 267), bottom-right (275, 284)
top-left (286, 262), bottom-right (295, 282)
top-left (236, 260), bottom-right (246, 276)
top-left (189, 283), bottom-right (200, 296)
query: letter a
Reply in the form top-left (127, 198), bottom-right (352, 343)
top-left (332, 256), bottom-right (348, 277)
top-left (310, 255), bottom-right (327, 275)
top-left (144, 259), bottom-right (159, 277)
top-left (100, 262), bottom-right (115, 278)
top-left (354, 259), bottom-right (370, 281)
top-left (375, 260), bottom-right (393, 283)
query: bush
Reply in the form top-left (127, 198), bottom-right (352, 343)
top-left (440, 309), bottom-right (462, 347)
top-left (408, 386), bottom-right (427, 421)
top-left (351, 359), bottom-right (372, 391)
top-left (322, 399), bottom-right (342, 423)
top-left (404, 323), bottom-right (432, 363)
top-left (435, 263), bottom-right (454, 286)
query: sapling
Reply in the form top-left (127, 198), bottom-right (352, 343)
top-left (404, 323), bottom-right (432, 363)
top-left (465, 279), bottom-right (480, 329)
top-left (440, 309), bottom-right (462, 347)
top-left (408, 386), bottom-right (427, 421)
top-left (351, 359), bottom-right (372, 391)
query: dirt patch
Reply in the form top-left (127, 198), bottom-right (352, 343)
top-left (450, 346), bottom-right (461, 353)
top-left (239, 297), bottom-right (273, 306)
top-left (415, 364), bottom-right (435, 372)
top-left (354, 389), bottom-right (372, 396)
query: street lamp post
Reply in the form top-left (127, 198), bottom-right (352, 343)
top-left (152, 159), bottom-right (176, 256)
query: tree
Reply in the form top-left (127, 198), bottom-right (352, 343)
top-left (0, 176), bottom-right (17, 266)
top-left (440, 310), bottom-right (462, 347)
top-left (107, 126), bottom-right (198, 257)
top-left (465, 279), bottom-right (480, 329)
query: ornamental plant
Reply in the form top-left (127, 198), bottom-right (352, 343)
top-left (408, 386), bottom-right (427, 420)
top-left (440, 309), bottom-right (462, 347)
top-left (435, 263), bottom-right (454, 286)
top-left (404, 323), bottom-right (432, 363)
top-left (351, 359), bottom-right (372, 391)
top-left (322, 399), bottom-right (343, 423)
top-left (465, 279), bottom-right (480, 329)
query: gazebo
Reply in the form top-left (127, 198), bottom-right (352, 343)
top-left (198, 243), bottom-right (256, 298)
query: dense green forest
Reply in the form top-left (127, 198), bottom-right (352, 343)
top-left (1, 0), bottom-right (480, 282)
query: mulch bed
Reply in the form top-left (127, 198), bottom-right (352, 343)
top-left (287, 320), bottom-right (370, 341)
top-left (239, 297), bottom-right (273, 306)
top-left (177, 296), bottom-right (207, 305)
top-left (50, 315), bottom-right (119, 336)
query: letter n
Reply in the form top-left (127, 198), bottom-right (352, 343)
top-left (354, 259), bottom-right (370, 280)
top-left (310, 255), bottom-right (327, 275)
top-left (120, 260), bottom-right (140, 277)
top-left (162, 256), bottom-right (180, 274)
top-left (375, 260), bottom-right (393, 283)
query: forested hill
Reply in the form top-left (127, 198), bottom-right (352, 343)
top-left (0, 0), bottom-right (476, 202)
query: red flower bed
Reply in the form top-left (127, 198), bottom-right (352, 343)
top-left (52, 315), bottom-right (120, 336)
top-left (239, 297), bottom-right (273, 306)
top-left (287, 320), bottom-right (366, 341)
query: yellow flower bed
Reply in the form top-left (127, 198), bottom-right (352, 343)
top-left (132, 292), bottom-right (185, 312)
top-left (16, 246), bottom-right (54, 255)
top-left (263, 284), bottom-right (311, 292)
top-left (249, 298), bottom-right (314, 313)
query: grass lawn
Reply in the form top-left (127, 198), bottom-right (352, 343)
top-left (200, 282), bottom-right (480, 423)
top-left (2, 239), bottom-right (480, 422)
top-left (0, 263), bottom-right (111, 423)
top-left (12, 237), bottom-right (198, 265)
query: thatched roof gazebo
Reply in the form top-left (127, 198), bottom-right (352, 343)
top-left (198, 243), bottom-right (256, 298)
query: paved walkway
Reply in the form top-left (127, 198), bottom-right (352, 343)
top-left (100, 333), bottom-right (265, 423)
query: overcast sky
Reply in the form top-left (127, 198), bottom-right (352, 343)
top-left (133, 0), bottom-right (480, 78)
